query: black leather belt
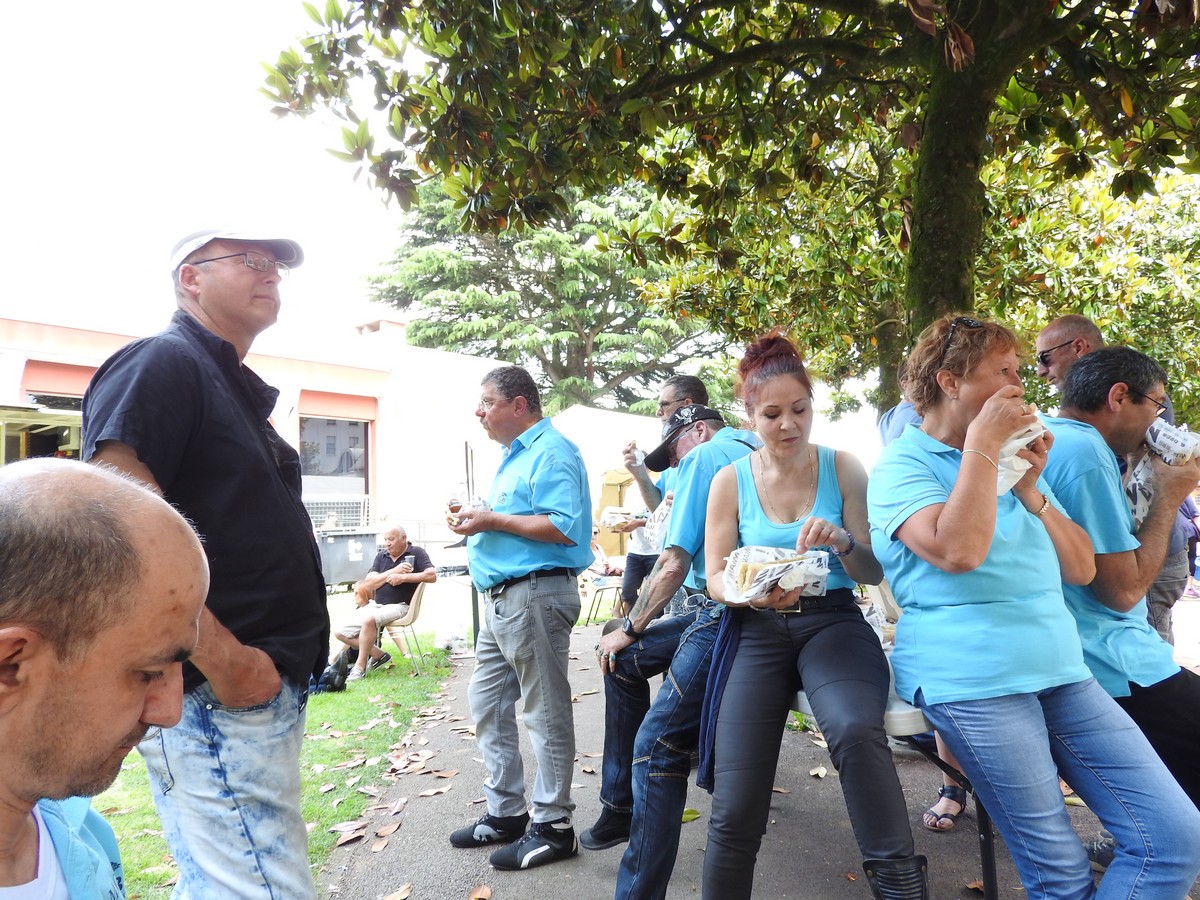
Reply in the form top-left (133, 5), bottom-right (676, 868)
top-left (776, 587), bottom-right (857, 614)
top-left (488, 567), bottom-right (575, 596)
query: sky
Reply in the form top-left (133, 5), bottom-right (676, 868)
top-left (1, 0), bottom-right (400, 345)
top-left (0, 0), bottom-right (884, 457)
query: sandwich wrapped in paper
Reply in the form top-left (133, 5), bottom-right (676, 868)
top-left (722, 546), bottom-right (829, 606)
top-left (995, 407), bottom-right (1047, 495)
top-left (1125, 420), bottom-right (1199, 529)
top-left (598, 506), bottom-right (636, 530)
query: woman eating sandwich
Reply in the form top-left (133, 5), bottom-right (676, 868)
top-left (699, 333), bottom-right (925, 900)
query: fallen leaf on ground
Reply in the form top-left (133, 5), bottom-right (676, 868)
top-left (681, 808), bottom-right (700, 823)
top-left (330, 819), bottom-right (370, 833)
top-left (773, 785), bottom-right (794, 792)
top-left (335, 831), bottom-right (366, 847)
top-left (371, 837), bottom-right (389, 852)
top-left (811, 738), bottom-right (829, 749)
top-left (580, 751), bottom-right (603, 758)
top-left (845, 872), bottom-right (858, 881)
top-left (965, 878), bottom-right (984, 892)
top-left (472, 796), bottom-right (487, 804)
top-left (319, 784), bottom-right (336, 794)
top-left (376, 823), bottom-right (401, 837)
top-left (809, 766), bottom-right (828, 778)
top-left (432, 769), bottom-right (459, 778)
top-left (383, 885), bottom-right (413, 899)
top-left (581, 766), bottom-right (596, 774)
top-left (469, 885), bottom-right (492, 899)
top-left (578, 688), bottom-right (599, 696)
top-left (418, 785), bottom-right (452, 797)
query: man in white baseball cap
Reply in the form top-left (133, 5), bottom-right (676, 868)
top-left (80, 229), bottom-right (328, 898)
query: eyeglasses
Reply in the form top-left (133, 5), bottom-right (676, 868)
top-left (656, 396), bottom-right (685, 412)
top-left (1128, 388), bottom-right (1168, 418)
top-left (187, 252), bottom-right (290, 278)
top-left (477, 397), bottom-right (507, 412)
top-left (939, 316), bottom-right (984, 367)
top-left (1035, 339), bottom-right (1073, 368)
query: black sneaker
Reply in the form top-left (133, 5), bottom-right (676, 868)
top-left (579, 809), bottom-right (631, 850)
top-left (1084, 834), bottom-right (1116, 873)
top-left (450, 812), bottom-right (530, 848)
top-left (368, 651), bottom-right (392, 671)
top-left (489, 817), bottom-right (578, 870)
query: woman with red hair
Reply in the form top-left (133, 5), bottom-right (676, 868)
top-left (700, 334), bottom-right (924, 899)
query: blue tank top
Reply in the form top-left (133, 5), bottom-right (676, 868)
top-left (732, 445), bottom-right (855, 592)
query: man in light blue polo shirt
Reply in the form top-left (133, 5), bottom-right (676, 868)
top-left (588, 404), bottom-right (758, 899)
top-left (448, 365), bottom-right (593, 871)
top-left (1042, 348), bottom-right (1200, 826)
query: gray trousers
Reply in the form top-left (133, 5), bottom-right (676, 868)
top-left (469, 571), bottom-right (580, 822)
top-left (1148, 548), bottom-right (1189, 645)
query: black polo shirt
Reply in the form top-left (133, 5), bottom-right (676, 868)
top-left (368, 545), bottom-right (434, 606)
top-left (82, 310), bottom-right (329, 692)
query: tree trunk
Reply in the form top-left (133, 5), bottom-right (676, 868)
top-left (905, 66), bottom-right (1000, 331)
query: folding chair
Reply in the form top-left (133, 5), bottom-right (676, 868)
top-left (379, 583), bottom-right (430, 676)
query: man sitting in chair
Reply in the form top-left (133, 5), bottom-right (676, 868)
top-left (334, 525), bottom-right (436, 681)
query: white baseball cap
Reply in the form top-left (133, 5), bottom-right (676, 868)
top-left (169, 229), bottom-right (304, 271)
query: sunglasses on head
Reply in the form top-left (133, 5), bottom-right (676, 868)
top-left (939, 316), bottom-right (985, 367)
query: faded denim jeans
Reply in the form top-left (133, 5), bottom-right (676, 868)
top-left (138, 676), bottom-right (315, 900)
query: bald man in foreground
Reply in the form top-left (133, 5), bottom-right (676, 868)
top-left (0, 458), bottom-right (208, 898)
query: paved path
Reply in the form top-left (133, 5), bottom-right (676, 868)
top-left (315, 607), bottom-right (1200, 900)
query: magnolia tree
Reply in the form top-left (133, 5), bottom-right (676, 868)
top-left (265, 0), bottom-right (1200, 410)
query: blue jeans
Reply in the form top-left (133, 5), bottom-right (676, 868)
top-left (138, 677), bottom-right (315, 900)
top-left (615, 605), bottom-right (720, 900)
top-left (621, 552), bottom-right (659, 608)
top-left (703, 607), bottom-right (913, 898)
top-left (600, 610), bottom-right (700, 812)
top-left (920, 678), bottom-right (1200, 900)
top-left (469, 571), bottom-right (580, 823)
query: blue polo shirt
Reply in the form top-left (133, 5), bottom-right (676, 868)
top-left (664, 427), bottom-right (760, 591)
top-left (1041, 416), bottom-right (1180, 698)
top-left (468, 417), bottom-right (593, 592)
top-left (868, 426), bottom-right (1090, 705)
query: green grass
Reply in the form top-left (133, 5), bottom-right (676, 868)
top-left (94, 635), bottom-right (452, 899)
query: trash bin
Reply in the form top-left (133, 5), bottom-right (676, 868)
top-left (317, 530), bottom-right (379, 587)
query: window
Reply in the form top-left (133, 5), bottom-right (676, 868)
top-left (300, 417), bottom-right (370, 505)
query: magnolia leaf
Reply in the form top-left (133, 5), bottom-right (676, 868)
top-left (809, 766), bottom-right (828, 778)
top-left (376, 822), bottom-right (402, 837)
top-left (681, 808), bottom-right (701, 823)
top-left (383, 885), bottom-right (413, 899)
top-left (371, 837), bottom-right (390, 852)
top-left (469, 886), bottom-right (493, 899)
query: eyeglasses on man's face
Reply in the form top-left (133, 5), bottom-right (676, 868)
top-left (939, 316), bottom-right (985, 366)
top-left (188, 252), bottom-right (290, 278)
top-left (1128, 388), bottom-right (1167, 418)
top-left (657, 395), bottom-right (685, 413)
top-left (477, 396), bottom-right (510, 413)
top-left (1035, 339), bottom-right (1073, 368)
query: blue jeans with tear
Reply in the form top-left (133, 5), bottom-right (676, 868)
top-left (615, 604), bottom-right (721, 900)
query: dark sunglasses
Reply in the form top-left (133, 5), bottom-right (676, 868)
top-left (1035, 339), bottom-right (1073, 368)
top-left (939, 316), bottom-right (985, 367)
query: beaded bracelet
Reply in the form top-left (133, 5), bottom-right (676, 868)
top-left (830, 530), bottom-right (856, 557)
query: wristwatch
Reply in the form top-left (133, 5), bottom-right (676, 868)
top-left (621, 616), bottom-right (643, 640)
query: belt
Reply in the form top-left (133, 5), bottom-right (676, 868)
top-left (488, 567), bottom-right (575, 596)
top-left (776, 587), bottom-right (857, 614)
